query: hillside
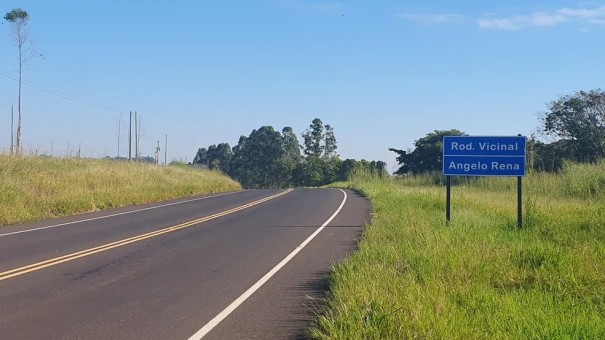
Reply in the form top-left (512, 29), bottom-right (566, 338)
top-left (0, 156), bottom-right (241, 226)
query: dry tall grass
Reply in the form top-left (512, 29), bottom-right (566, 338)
top-left (0, 155), bottom-right (241, 226)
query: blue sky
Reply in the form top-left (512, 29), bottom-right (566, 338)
top-left (1, 1), bottom-right (604, 169)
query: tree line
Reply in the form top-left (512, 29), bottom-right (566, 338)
top-left (192, 118), bottom-right (386, 189)
top-left (390, 89), bottom-right (605, 175)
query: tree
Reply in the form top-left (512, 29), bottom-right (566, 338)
top-left (301, 118), bottom-right (339, 158)
top-left (281, 127), bottom-right (302, 164)
top-left (390, 129), bottom-right (466, 175)
top-left (193, 143), bottom-right (233, 172)
top-left (230, 126), bottom-right (286, 188)
top-left (229, 135), bottom-right (248, 181)
top-left (207, 143), bottom-right (233, 172)
top-left (370, 160), bottom-right (387, 177)
top-left (4, 8), bottom-right (33, 155)
top-left (292, 159), bottom-right (323, 187)
top-left (280, 127), bottom-right (302, 187)
top-left (323, 124), bottom-right (338, 158)
top-left (139, 155), bottom-right (156, 164)
top-left (527, 137), bottom-right (569, 172)
top-left (193, 147), bottom-right (208, 165)
top-left (337, 159), bottom-right (358, 181)
top-left (541, 89), bottom-right (605, 162)
top-left (192, 120), bottom-right (348, 188)
top-left (302, 118), bottom-right (324, 157)
top-left (292, 157), bottom-right (341, 187)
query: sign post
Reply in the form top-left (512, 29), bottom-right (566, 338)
top-left (443, 136), bottom-right (527, 228)
top-left (518, 176), bottom-right (522, 229)
top-left (446, 175), bottom-right (451, 224)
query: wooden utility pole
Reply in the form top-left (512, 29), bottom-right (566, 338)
top-left (10, 105), bottom-right (14, 155)
top-left (155, 141), bottom-right (160, 165)
top-left (117, 113), bottom-right (121, 158)
top-left (135, 111), bottom-right (140, 160)
top-left (128, 111), bottom-right (132, 161)
top-left (164, 134), bottom-right (168, 166)
top-left (137, 112), bottom-right (140, 159)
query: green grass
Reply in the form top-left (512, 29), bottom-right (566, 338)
top-left (0, 155), bottom-right (241, 226)
top-left (314, 162), bottom-right (605, 339)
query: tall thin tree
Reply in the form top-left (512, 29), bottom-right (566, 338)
top-left (323, 124), bottom-right (338, 158)
top-left (302, 118), bottom-right (324, 157)
top-left (4, 8), bottom-right (33, 155)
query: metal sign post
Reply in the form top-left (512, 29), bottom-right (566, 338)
top-left (442, 136), bottom-right (527, 227)
top-left (518, 176), bottom-right (522, 229)
top-left (446, 176), bottom-right (451, 224)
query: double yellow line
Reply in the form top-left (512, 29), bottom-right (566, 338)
top-left (0, 189), bottom-right (293, 282)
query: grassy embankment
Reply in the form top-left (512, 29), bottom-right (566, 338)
top-left (0, 155), bottom-right (241, 226)
top-left (314, 162), bottom-right (605, 339)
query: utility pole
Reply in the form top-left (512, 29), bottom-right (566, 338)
top-left (155, 141), bottom-right (160, 165)
top-left (117, 113), bottom-right (121, 158)
top-left (128, 111), bottom-right (132, 161)
top-left (10, 105), bottom-right (14, 155)
top-left (138, 113), bottom-right (142, 159)
top-left (135, 111), bottom-right (140, 161)
top-left (164, 134), bottom-right (168, 166)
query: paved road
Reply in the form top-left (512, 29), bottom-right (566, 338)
top-left (0, 188), bottom-right (370, 339)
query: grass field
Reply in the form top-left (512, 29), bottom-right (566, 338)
top-left (313, 162), bottom-right (605, 339)
top-left (0, 155), bottom-right (241, 226)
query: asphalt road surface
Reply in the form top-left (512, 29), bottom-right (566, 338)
top-left (0, 188), bottom-right (370, 339)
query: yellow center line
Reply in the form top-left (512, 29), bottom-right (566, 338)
top-left (0, 189), bottom-right (293, 282)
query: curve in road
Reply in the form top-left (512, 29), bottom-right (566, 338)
top-left (0, 188), bottom-right (370, 339)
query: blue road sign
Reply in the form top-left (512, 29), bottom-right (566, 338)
top-left (443, 136), bottom-right (527, 177)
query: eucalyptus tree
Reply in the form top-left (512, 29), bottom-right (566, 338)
top-left (231, 126), bottom-right (286, 188)
top-left (282, 127), bottom-right (302, 163)
top-left (193, 143), bottom-right (233, 172)
top-left (323, 124), bottom-right (337, 158)
top-left (302, 118), bottom-right (324, 157)
top-left (4, 8), bottom-right (33, 155)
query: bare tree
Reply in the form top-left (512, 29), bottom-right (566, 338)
top-left (4, 8), bottom-right (33, 155)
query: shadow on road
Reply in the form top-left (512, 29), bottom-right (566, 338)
top-left (285, 234), bottom-right (362, 339)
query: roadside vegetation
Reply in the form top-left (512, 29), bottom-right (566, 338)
top-left (192, 118), bottom-right (387, 189)
top-left (0, 155), bottom-right (241, 226)
top-left (313, 162), bottom-right (605, 338)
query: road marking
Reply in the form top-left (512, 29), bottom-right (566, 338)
top-left (0, 190), bottom-right (292, 282)
top-left (0, 191), bottom-right (246, 237)
top-left (188, 188), bottom-right (348, 340)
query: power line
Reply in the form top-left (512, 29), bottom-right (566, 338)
top-left (0, 70), bottom-right (125, 114)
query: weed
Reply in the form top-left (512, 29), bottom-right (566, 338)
top-left (0, 155), bottom-right (241, 226)
top-left (315, 163), bottom-right (605, 338)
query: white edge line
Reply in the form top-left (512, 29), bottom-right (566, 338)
top-left (0, 191), bottom-right (247, 237)
top-left (187, 188), bottom-right (348, 340)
